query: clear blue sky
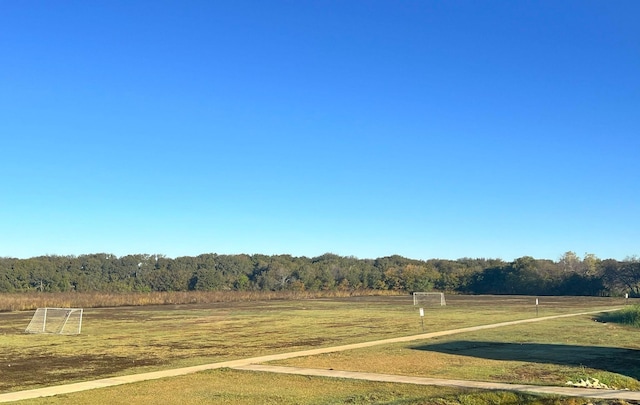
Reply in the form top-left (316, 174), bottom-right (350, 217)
top-left (1, 1), bottom-right (638, 261)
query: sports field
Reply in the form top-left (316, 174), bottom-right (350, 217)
top-left (1, 295), bottom-right (638, 404)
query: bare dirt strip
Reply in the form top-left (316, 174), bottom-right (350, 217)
top-left (2, 308), bottom-right (637, 403)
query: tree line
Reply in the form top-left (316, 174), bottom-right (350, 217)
top-left (0, 251), bottom-right (638, 297)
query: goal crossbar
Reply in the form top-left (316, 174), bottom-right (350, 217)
top-left (413, 292), bottom-right (446, 306)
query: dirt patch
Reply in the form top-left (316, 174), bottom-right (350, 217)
top-left (259, 337), bottom-right (333, 350)
top-left (0, 354), bottom-right (161, 392)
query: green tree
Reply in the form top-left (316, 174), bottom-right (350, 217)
top-left (559, 251), bottom-right (582, 273)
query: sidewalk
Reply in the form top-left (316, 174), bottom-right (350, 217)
top-left (236, 364), bottom-right (640, 401)
top-left (0, 308), bottom-right (626, 403)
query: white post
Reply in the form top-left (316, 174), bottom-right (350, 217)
top-left (78, 309), bottom-right (83, 334)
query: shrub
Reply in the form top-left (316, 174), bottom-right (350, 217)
top-left (597, 305), bottom-right (640, 328)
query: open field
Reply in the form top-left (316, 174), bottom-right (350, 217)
top-left (6, 368), bottom-right (615, 405)
top-left (1, 295), bottom-right (637, 404)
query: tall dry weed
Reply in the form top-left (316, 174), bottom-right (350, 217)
top-left (0, 289), bottom-right (402, 312)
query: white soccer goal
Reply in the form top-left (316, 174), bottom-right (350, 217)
top-left (25, 308), bottom-right (83, 335)
top-left (413, 292), bottom-right (446, 306)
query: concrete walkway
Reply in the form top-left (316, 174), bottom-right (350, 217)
top-left (0, 308), bottom-right (628, 403)
top-left (236, 364), bottom-right (640, 401)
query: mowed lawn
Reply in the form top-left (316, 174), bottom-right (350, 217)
top-left (1, 295), bottom-right (637, 404)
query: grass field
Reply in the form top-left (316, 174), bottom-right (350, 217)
top-left (0, 294), bottom-right (637, 404)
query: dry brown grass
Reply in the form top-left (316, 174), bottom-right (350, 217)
top-left (0, 289), bottom-right (401, 312)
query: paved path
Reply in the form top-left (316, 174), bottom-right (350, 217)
top-left (0, 308), bottom-right (629, 403)
top-left (236, 364), bottom-right (640, 401)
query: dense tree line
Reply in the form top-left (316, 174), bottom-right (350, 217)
top-left (0, 251), bottom-right (638, 297)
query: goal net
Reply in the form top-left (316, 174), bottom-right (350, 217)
top-left (413, 292), bottom-right (446, 306)
top-left (25, 308), bottom-right (83, 335)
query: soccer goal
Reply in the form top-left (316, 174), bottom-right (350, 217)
top-left (413, 292), bottom-right (446, 306)
top-left (25, 308), bottom-right (83, 335)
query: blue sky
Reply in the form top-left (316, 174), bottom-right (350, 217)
top-left (1, 1), bottom-right (638, 261)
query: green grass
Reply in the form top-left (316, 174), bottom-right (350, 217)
top-left (9, 368), bottom-right (600, 405)
top-left (0, 295), bottom-right (636, 404)
top-left (597, 304), bottom-right (640, 328)
top-left (274, 314), bottom-right (640, 390)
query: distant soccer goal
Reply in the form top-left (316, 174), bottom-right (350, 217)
top-left (413, 292), bottom-right (446, 306)
top-left (25, 308), bottom-right (83, 335)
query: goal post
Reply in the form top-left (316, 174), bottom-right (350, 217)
top-left (413, 292), bottom-right (446, 306)
top-left (25, 308), bottom-right (83, 335)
